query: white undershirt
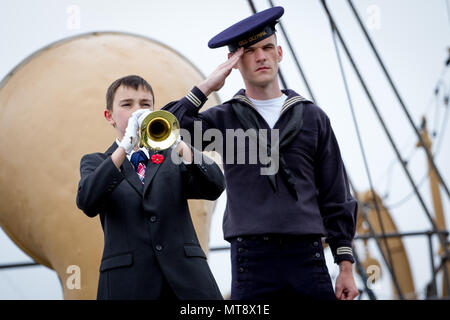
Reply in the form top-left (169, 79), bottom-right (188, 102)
top-left (248, 94), bottom-right (287, 129)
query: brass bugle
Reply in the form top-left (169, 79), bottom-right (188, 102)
top-left (139, 110), bottom-right (180, 151)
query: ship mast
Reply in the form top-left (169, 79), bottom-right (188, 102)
top-left (418, 117), bottom-right (450, 297)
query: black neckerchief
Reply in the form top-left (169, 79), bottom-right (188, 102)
top-left (229, 90), bottom-right (310, 201)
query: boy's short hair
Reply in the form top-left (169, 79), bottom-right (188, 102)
top-left (106, 75), bottom-right (154, 111)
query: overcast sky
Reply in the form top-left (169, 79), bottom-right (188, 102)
top-left (0, 0), bottom-right (449, 300)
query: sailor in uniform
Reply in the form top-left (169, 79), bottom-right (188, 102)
top-left (163, 6), bottom-right (359, 300)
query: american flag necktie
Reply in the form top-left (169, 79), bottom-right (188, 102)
top-left (130, 150), bottom-right (148, 184)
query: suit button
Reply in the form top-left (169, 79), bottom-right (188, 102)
top-left (150, 216), bottom-right (157, 222)
top-left (315, 253), bottom-right (321, 258)
top-left (313, 241), bottom-right (319, 247)
top-left (237, 237), bottom-right (243, 242)
top-left (238, 247), bottom-right (244, 253)
top-left (155, 244), bottom-right (163, 251)
top-left (239, 267), bottom-right (244, 273)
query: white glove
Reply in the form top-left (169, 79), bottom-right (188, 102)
top-left (137, 109), bottom-right (152, 127)
top-left (170, 135), bottom-right (182, 150)
top-left (117, 109), bottom-right (150, 153)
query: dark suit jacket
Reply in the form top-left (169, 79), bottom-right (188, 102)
top-left (76, 142), bottom-right (224, 300)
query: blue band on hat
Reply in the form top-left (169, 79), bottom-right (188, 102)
top-left (208, 6), bottom-right (284, 49)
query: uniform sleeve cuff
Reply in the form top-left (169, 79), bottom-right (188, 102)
top-left (185, 86), bottom-right (208, 108)
top-left (333, 246), bottom-right (355, 264)
top-left (328, 239), bottom-right (355, 264)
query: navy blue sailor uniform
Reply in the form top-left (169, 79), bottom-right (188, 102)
top-left (164, 89), bottom-right (357, 299)
top-left (162, 5), bottom-right (358, 299)
top-left (163, 87), bottom-right (358, 265)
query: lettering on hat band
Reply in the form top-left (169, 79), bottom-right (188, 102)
top-left (238, 30), bottom-right (268, 47)
top-left (228, 25), bottom-right (276, 52)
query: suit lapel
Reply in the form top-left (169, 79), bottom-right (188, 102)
top-left (105, 142), bottom-right (144, 196)
top-left (143, 149), bottom-right (167, 196)
top-left (122, 160), bottom-right (144, 195)
top-left (104, 142), bottom-right (118, 155)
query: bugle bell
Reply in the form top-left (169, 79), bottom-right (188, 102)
top-left (139, 110), bottom-right (180, 151)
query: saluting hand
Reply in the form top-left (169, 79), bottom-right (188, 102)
top-left (197, 47), bottom-right (244, 97)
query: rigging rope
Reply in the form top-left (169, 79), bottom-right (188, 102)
top-left (329, 18), bottom-right (405, 299)
top-left (246, 0), bottom-right (288, 90)
top-left (347, 0), bottom-right (450, 199)
top-left (267, 0), bottom-right (317, 102)
top-left (383, 72), bottom-right (449, 209)
top-left (320, 0), bottom-right (441, 249)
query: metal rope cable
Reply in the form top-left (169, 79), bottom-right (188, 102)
top-left (267, 0), bottom-right (317, 102)
top-left (329, 21), bottom-right (404, 299)
top-left (385, 81), bottom-right (449, 209)
top-left (385, 175), bottom-right (428, 210)
top-left (377, 66), bottom-right (449, 202)
top-left (347, 0), bottom-right (450, 199)
top-left (347, 176), bottom-right (403, 299)
top-left (375, 65), bottom-right (449, 189)
top-left (343, 0), bottom-right (450, 293)
top-left (378, 137), bottom-right (418, 199)
top-left (432, 82), bottom-right (445, 137)
top-left (246, 0), bottom-right (288, 90)
top-left (320, 0), bottom-right (443, 253)
top-left (434, 86), bottom-right (450, 154)
top-left (246, 0), bottom-right (378, 298)
top-left (352, 244), bottom-right (377, 300)
top-left (384, 116), bottom-right (449, 210)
